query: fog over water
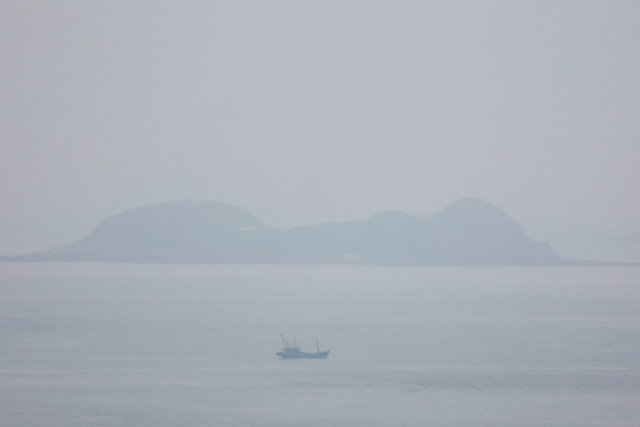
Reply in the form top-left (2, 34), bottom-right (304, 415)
top-left (1, 263), bottom-right (640, 426)
top-left (1, 2), bottom-right (640, 262)
top-left (2, 3), bottom-right (640, 425)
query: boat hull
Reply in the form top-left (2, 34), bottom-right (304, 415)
top-left (277, 350), bottom-right (330, 359)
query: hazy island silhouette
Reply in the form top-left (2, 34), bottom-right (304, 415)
top-left (1, 198), bottom-right (637, 266)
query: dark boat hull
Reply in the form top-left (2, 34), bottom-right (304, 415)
top-left (277, 350), bottom-right (330, 359)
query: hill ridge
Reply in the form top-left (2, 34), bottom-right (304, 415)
top-left (1, 199), bottom-right (636, 266)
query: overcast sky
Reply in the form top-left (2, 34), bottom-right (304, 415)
top-left (1, 1), bottom-right (639, 258)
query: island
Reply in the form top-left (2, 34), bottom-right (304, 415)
top-left (1, 198), bottom-right (636, 266)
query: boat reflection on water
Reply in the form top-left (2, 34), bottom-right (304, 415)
top-left (277, 334), bottom-right (330, 359)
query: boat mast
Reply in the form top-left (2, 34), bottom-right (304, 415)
top-left (281, 334), bottom-right (290, 349)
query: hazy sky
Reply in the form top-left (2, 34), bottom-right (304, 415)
top-left (1, 1), bottom-right (639, 256)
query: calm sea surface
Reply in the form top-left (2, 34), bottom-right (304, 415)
top-left (1, 263), bottom-right (639, 426)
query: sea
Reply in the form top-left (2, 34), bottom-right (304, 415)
top-left (1, 263), bottom-right (639, 426)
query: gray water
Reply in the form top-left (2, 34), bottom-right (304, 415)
top-left (1, 263), bottom-right (639, 426)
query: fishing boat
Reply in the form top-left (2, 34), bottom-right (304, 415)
top-left (277, 334), bottom-right (329, 359)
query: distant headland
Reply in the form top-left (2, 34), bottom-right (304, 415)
top-left (1, 199), bottom-right (637, 266)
